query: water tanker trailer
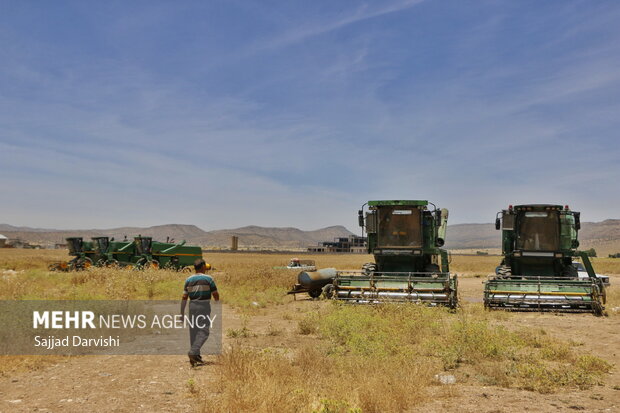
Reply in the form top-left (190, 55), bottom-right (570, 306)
top-left (288, 268), bottom-right (337, 298)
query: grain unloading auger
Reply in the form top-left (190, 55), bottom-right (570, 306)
top-left (329, 200), bottom-right (457, 307)
top-left (484, 204), bottom-right (606, 315)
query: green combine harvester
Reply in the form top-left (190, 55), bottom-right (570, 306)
top-left (91, 236), bottom-right (135, 267)
top-left (133, 236), bottom-right (203, 271)
top-left (50, 235), bottom-right (203, 272)
top-left (330, 200), bottom-right (457, 307)
top-left (49, 237), bottom-right (97, 271)
top-left (484, 204), bottom-right (606, 315)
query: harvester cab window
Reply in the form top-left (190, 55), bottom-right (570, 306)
top-left (517, 211), bottom-right (560, 251)
top-left (502, 212), bottom-right (515, 230)
top-left (135, 238), bottom-right (152, 255)
top-left (377, 206), bottom-right (422, 247)
top-left (67, 238), bottom-right (83, 254)
top-left (94, 238), bottom-right (109, 253)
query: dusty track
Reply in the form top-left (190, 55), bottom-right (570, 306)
top-left (1, 277), bottom-right (619, 412)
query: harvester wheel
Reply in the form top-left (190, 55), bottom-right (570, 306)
top-left (563, 265), bottom-right (578, 278)
top-left (68, 258), bottom-right (80, 271)
top-left (362, 263), bottom-right (377, 276)
top-left (166, 257), bottom-right (180, 270)
top-left (425, 264), bottom-right (440, 272)
top-left (181, 266), bottom-right (193, 274)
top-left (105, 259), bottom-right (120, 268)
top-left (496, 265), bottom-right (511, 279)
top-left (308, 289), bottom-right (322, 299)
top-left (144, 260), bottom-right (160, 270)
top-left (323, 283), bottom-right (334, 299)
top-left (593, 301), bottom-right (605, 317)
top-left (76, 257), bottom-right (93, 271)
top-left (135, 259), bottom-right (146, 270)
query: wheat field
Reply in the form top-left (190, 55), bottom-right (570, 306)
top-left (1, 249), bottom-right (618, 412)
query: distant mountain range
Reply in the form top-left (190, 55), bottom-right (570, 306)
top-left (0, 224), bottom-right (356, 249)
top-left (2, 219), bottom-right (620, 254)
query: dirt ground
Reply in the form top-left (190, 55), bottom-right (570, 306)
top-left (0, 277), bottom-right (618, 412)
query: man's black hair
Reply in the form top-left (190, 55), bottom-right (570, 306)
top-left (194, 258), bottom-right (206, 271)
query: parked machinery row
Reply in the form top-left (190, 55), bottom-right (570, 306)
top-left (49, 236), bottom-right (203, 272)
top-left (288, 200), bottom-right (607, 315)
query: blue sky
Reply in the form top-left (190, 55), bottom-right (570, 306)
top-left (1, 0), bottom-right (619, 231)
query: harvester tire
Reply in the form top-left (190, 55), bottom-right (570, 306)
top-left (143, 260), bottom-right (160, 270)
top-left (76, 257), bottom-right (93, 271)
top-left (362, 263), bottom-right (377, 276)
top-left (165, 257), bottom-right (180, 270)
top-left (496, 265), bottom-right (511, 278)
top-left (424, 264), bottom-right (440, 273)
top-left (323, 283), bottom-right (334, 299)
top-left (49, 262), bottom-right (69, 272)
top-left (563, 265), bottom-right (578, 278)
top-left (593, 300), bottom-right (605, 317)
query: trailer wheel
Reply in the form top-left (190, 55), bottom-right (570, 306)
top-left (308, 289), bottom-right (322, 299)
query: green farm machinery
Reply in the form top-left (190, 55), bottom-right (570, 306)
top-left (91, 236), bottom-right (135, 267)
top-left (484, 204), bottom-right (606, 315)
top-left (329, 200), bottom-right (457, 307)
top-left (133, 236), bottom-right (203, 271)
top-left (49, 237), bottom-right (97, 271)
top-left (49, 235), bottom-right (203, 272)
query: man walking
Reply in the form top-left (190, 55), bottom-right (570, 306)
top-left (181, 258), bottom-right (219, 367)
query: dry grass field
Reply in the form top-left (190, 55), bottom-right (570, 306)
top-left (0, 249), bottom-right (619, 412)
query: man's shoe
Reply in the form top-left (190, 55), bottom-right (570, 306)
top-left (188, 354), bottom-right (204, 367)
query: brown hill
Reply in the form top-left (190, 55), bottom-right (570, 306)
top-left (0, 224), bottom-right (355, 250)
top-left (3, 220), bottom-right (619, 255)
top-left (204, 225), bottom-right (355, 248)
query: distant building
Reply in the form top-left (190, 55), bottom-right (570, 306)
top-left (0, 234), bottom-right (6, 248)
top-left (308, 235), bottom-right (367, 253)
top-left (7, 238), bottom-right (31, 249)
